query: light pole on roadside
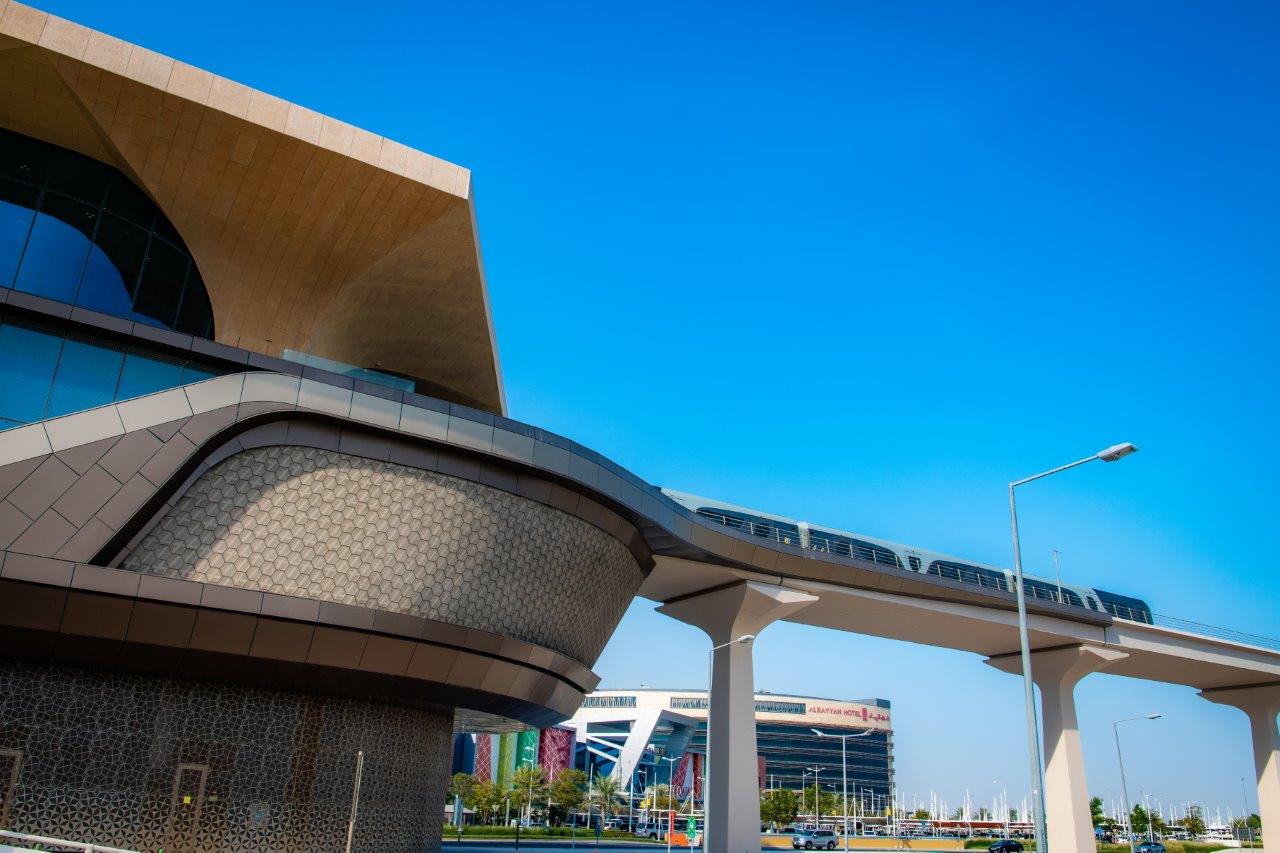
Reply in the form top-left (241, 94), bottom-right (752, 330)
top-left (813, 727), bottom-right (875, 851)
top-left (662, 755), bottom-right (679, 853)
top-left (806, 766), bottom-right (825, 827)
top-left (1009, 442), bottom-right (1139, 853)
top-left (515, 744), bottom-right (537, 852)
top-left (704, 633), bottom-right (755, 853)
top-left (1114, 714), bottom-right (1162, 853)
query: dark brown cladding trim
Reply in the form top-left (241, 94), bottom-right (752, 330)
top-left (0, 569), bottom-right (588, 728)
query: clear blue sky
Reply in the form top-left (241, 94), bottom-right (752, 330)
top-left (42, 0), bottom-right (1279, 818)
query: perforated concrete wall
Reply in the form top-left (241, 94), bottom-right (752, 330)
top-left (0, 661), bottom-right (451, 852)
top-left (122, 445), bottom-right (645, 664)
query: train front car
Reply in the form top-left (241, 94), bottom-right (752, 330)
top-left (1090, 588), bottom-right (1155, 624)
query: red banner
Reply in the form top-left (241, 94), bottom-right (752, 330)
top-left (539, 726), bottom-right (575, 779)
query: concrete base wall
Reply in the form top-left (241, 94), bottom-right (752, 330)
top-left (0, 661), bottom-right (452, 852)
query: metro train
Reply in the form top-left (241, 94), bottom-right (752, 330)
top-left (661, 489), bottom-right (1154, 624)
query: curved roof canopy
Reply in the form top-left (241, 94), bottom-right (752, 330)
top-left (0, 1), bottom-right (505, 413)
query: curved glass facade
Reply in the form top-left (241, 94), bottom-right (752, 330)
top-left (0, 127), bottom-right (214, 338)
top-left (0, 314), bottom-right (224, 431)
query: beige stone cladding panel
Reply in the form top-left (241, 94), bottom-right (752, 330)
top-left (121, 445), bottom-right (643, 665)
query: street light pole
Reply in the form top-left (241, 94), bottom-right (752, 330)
top-left (813, 728), bottom-right (875, 852)
top-left (705, 634), bottom-right (755, 853)
top-left (1009, 442), bottom-right (1138, 853)
top-left (1051, 548), bottom-right (1064, 605)
top-left (807, 767), bottom-right (824, 828)
top-left (1114, 714), bottom-right (1162, 853)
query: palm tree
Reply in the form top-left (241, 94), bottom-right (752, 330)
top-left (592, 772), bottom-right (621, 819)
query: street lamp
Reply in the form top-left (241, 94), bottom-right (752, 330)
top-left (806, 766), bottom-right (825, 827)
top-left (705, 634), bottom-right (755, 853)
top-left (516, 744), bottom-right (538, 852)
top-left (813, 728), bottom-right (875, 851)
top-left (1114, 714), bottom-right (1162, 853)
top-left (1009, 442), bottom-right (1138, 853)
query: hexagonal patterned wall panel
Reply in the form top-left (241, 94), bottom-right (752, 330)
top-left (122, 446), bottom-right (644, 664)
top-left (0, 661), bottom-right (451, 852)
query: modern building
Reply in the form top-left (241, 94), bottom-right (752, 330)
top-left (0, 5), bottom-right (648, 851)
top-left (452, 689), bottom-right (893, 813)
top-left (570, 689), bottom-right (893, 806)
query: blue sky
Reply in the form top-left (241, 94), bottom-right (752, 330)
top-left (42, 0), bottom-right (1279, 817)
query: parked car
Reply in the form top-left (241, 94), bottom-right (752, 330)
top-left (1136, 843), bottom-right (1166, 853)
top-left (988, 840), bottom-right (1024, 853)
top-left (793, 828), bottom-right (839, 849)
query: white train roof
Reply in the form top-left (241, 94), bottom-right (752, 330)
top-left (661, 488), bottom-right (1095, 596)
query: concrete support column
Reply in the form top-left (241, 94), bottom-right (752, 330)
top-left (658, 582), bottom-right (817, 853)
top-left (987, 645), bottom-right (1127, 853)
top-left (1200, 683), bottom-right (1280, 838)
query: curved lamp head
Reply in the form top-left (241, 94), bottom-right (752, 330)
top-left (1146, 713), bottom-right (1163, 720)
top-left (735, 634), bottom-right (756, 644)
top-left (1097, 443), bottom-right (1139, 462)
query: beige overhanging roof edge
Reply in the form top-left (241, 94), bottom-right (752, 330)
top-left (0, 0), bottom-right (508, 415)
top-left (0, 0), bottom-right (472, 200)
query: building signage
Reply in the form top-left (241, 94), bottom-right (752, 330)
top-left (809, 704), bottom-right (891, 725)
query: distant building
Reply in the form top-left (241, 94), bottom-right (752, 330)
top-left (453, 688), bottom-right (893, 806)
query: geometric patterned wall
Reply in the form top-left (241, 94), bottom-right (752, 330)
top-left (123, 446), bottom-right (645, 665)
top-left (0, 661), bottom-right (452, 852)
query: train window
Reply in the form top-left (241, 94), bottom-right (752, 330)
top-left (927, 561), bottom-right (1009, 592)
top-left (1093, 589), bottom-right (1153, 624)
top-left (907, 556), bottom-right (921, 571)
top-left (1022, 578), bottom-right (1084, 608)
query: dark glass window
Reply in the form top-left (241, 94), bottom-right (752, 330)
top-left (14, 194), bottom-right (96, 303)
top-left (44, 332), bottom-right (125, 418)
top-left (0, 314), bottom-right (227, 429)
top-left (79, 213), bottom-right (147, 317)
top-left (0, 133), bottom-right (52, 184)
top-left (103, 178), bottom-right (157, 229)
top-left (174, 274), bottom-right (214, 338)
top-left (0, 180), bottom-right (38, 287)
top-left (118, 347), bottom-right (184, 399)
top-left (0, 127), bottom-right (213, 339)
top-left (0, 319), bottom-right (61, 423)
top-left (48, 151), bottom-right (111, 205)
top-left (132, 239), bottom-right (188, 328)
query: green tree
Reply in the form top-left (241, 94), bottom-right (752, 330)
top-left (512, 765), bottom-right (549, 816)
top-left (802, 786), bottom-right (839, 820)
top-left (912, 808), bottom-right (931, 820)
top-left (471, 779), bottom-right (504, 825)
top-left (1131, 804), bottom-right (1150, 835)
top-left (761, 789), bottom-right (799, 829)
top-left (450, 772), bottom-right (477, 805)
top-left (1090, 797), bottom-right (1105, 827)
top-left (1178, 804), bottom-right (1206, 837)
top-left (646, 783), bottom-right (678, 812)
top-left (549, 768), bottom-right (588, 819)
top-left (592, 772), bottom-right (621, 818)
